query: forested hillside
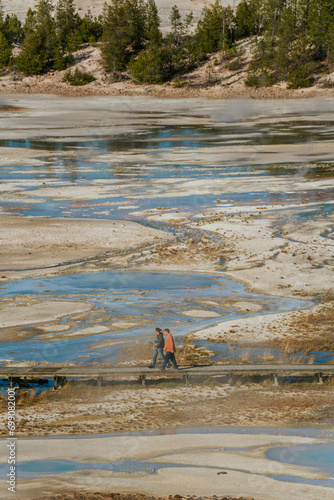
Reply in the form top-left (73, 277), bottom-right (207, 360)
top-left (0, 0), bottom-right (333, 89)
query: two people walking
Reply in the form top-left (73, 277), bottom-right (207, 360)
top-left (148, 327), bottom-right (179, 370)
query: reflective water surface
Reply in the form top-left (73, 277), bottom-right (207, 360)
top-left (1, 97), bottom-right (333, 365)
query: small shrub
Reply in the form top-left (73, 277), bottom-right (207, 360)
top-left (322, 78), bottom-right (334, 89)
top-left (63, 68), bottom-right (95, 86)
top-left (245, 71), bottom-right (260, 87)
top-left (287, 61), bottom-right (319, 89)
top-left (173, 78), bottom-right (187, 87)
top-left (213, 58), bottom-right (219, 66)
top-left (227, 59), bottom-right (243, 71)
top-left (128, 46), bottom-right (165, 84)
top-left (225, 45), bottom-right (238, 60)
top-left (287, 65), bottom-right (313, 88)
top-left (53, 53), bottom-right (73, 71)
top-left (245, 69), bottom-right (275, 87)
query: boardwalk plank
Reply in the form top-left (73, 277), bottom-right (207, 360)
top-left (0, 364), bottom-right (333, 379)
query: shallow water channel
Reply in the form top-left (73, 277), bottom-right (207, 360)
top-left (0, 270), bottom-right (306, 364)
top-left (1, 97), bottom-right (334, 366)
top-left (0, 427), bottom-right (333, 488)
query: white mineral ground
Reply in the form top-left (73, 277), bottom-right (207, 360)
top-left (0, 95), bottom-right (334, 337)
top-left (1, 96), bottom-right (334, 339)
top-left (0, 216), bottom-right (173, 273)
top-left (3, 0), bottom-right (224, 27)
top-left (0, 433), bottom-right (333, 500)
top-left (0, 300), bottom-right (92, 329)
top-left (0, 96), bottom-right (334, 500)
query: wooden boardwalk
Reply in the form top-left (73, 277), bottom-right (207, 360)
top-left (1, 364), bottom-right (333, 388)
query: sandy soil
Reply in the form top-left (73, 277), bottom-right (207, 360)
top-left (2, 375), bottom-right (334, 499)
top-left (129, 206), bottom-right (334, 300)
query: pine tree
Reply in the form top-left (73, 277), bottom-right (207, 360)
top-left (274, 6), bottom-right (296, 79)
top-left (127, 0), bottom-right (146, 51)
top-left (15, 29), bottom-right (46, 74)
top-left (247, 0), bottom-right (267, 35)
top-left (0, 31), bottom-right (11, 67)
top-left (309, 0), bottom-right (334, 60)
top-left (196, 0), bottom-right (235, 55)
top-left (162, 6), bottom-right (196, 78)
top-left (55, 0), bottom-right (80, 52)
top-left (101, 0), bottom-right (130, 73)
top-left (79, 10), bottom-right (103, 43)
top-left (3, 14), bottom-right (23, 46)
top-left (235, 0), bottom-right (252, 39)
top-left (35, 0), bottom-right (58, 68)
top-left (169, 5), bottom-right (184, 47)
top-left (101, 0), bottom-right (155, 75)
top-left (129, 44), bottom-right (165, 83)
top-left (0, 0), bottom-right (4, 29)
top-left (22, 8), bottom-right (37, 37)
top-left (15, 0), bottom-right (68, 74)
top-left (145, 0), bottom-right (162, 45)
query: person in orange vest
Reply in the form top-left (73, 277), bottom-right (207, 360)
top-left (148, 327), bottom-right (165, 368)
top-left (161, 328), bottom-right (179, 370)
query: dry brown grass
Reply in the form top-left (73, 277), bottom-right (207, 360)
top-left (118, 337), bottom-right (213, 367)
top-left (2, 374), bottom-right (332, 440)
top-left (266, 297), bottom-right (334, 358)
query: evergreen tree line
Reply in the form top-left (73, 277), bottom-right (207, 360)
top-left (0, 0), bottom-right (333, 88)
top-left (0, 0), bottom-right (102, 74)
top-left (240, 0), bottom-right (334, 88)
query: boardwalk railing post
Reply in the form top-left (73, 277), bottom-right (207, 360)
top-left (1, 365), bottom-right (334, 389)
top-left (272, 373), bottom-right (279, 386)
top-left (21, 377), bottom-right (28, 388)
top-left (139, 374), bottom-right (146, 387)
top-left (9, 377), bottom-right (21, 388)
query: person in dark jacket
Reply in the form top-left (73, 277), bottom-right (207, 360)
top-left (148, 328), bottom-right (165, 368)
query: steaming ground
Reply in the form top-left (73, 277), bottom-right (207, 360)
top-left (0, 95), bottom-right (334, 500)
top-left (1, 95), bottom-right (333, 346)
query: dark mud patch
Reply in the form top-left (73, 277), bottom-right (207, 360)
top-left (0, 104), bottom-right (24, 112)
